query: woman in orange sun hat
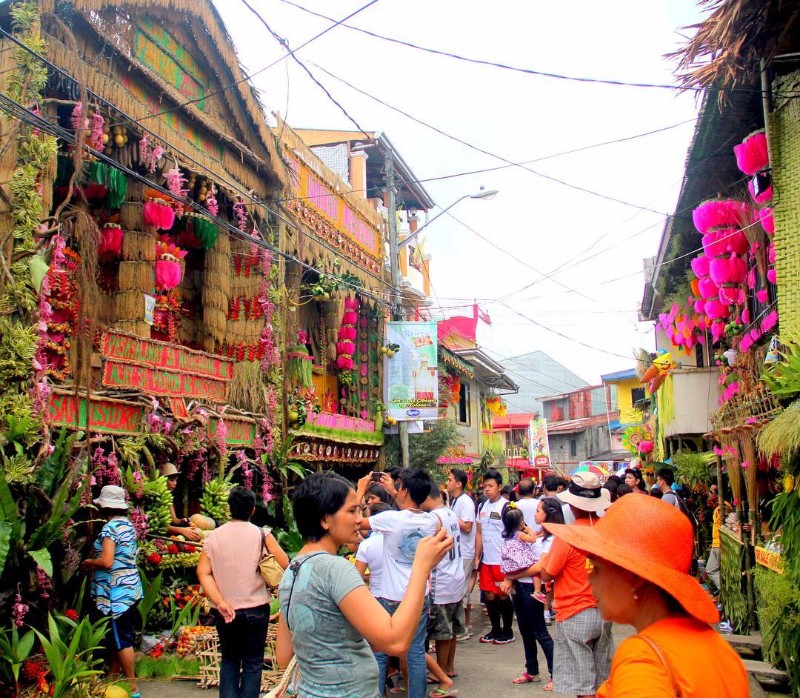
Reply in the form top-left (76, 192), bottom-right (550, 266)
top-left (543, 494), bottom-right (747, 697)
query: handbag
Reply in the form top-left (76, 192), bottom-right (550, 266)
top-left (264, 656), bottom-right (299, 698)
top-left (259, 529), bottom-right (284, 589)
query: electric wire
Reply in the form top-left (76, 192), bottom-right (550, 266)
top-left (277, 0), bottom-right (800, 98)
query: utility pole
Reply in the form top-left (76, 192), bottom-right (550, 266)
top-left (385, 148), bottom-right (410, 468)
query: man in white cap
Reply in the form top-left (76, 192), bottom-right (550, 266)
top-left (541, 472), bottom-right (613, 698)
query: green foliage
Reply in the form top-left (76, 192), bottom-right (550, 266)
top-left (384, 418), bottom-right (461, 469)
top-left (274, 496), bottom-right (303, 557)
top-left (0, 624), bottom-right (35, 689)
top-left (262, 435), bottom-right (307, 483)
top-left (293, 423), bottom-right (385, 445)
top-left (671, 451), bottom-right (716, 489)
top-left (770, 483), bottom-right (800, 586)
top-left (137, 568), bottom-right (163, 632)
top-left (719, 531), bottom-right (750, 634)
top-left (762, 340), bottom-right (800, 399)
top-left (754, 567), bottom-right (800, 695)
top-left (167, 595), bottom-right (201, 638)
top-left (34, 613), bottom-right (106, 698)
top-left (134, 654), bottom-right (199, 679)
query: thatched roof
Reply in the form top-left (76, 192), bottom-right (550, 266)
top-left (640, 82), bottom-right (762, 319)
top-left (671, 0), bottom-right (800, 91)
top-left (47, 0), bottom-right (289, 194)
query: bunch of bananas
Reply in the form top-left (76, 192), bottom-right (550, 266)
top-left (144, 476), bottom-right (173, 534)
top-left (200, 478), bottom-right (231, 525)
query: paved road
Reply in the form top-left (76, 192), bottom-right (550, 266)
top-left (137, 604), bottom-right (634, 697)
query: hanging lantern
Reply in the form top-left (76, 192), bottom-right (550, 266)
top-left (756, 207), bottom-right (774, 236)
top-left (143, 190), bottom-right (176, 230)
top-left (154, 238), bottom-right (187, 291)
top-left (98, 223), bottom-right (124, 261)
top-left (692, 199), bottom-right (748, 235)
top-left (733, 130), bottom-right (769, 176)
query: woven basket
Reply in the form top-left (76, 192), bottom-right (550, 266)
top-left (195, 625), bottom-right (283, 691)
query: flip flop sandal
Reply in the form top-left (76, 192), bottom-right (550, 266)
top-left (511, 673), bottom-right (541, 684)
top-left (544, 679), bottom-right (554, 691)
top-left (389, 687), bottom-right (407, 695)
top-left (429, 689), bottom-right (458, 698)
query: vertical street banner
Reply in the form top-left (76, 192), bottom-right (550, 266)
top-left (528, 417), bottom-right (551, 468)
top-left (384, 321), bottom-right (438, 421)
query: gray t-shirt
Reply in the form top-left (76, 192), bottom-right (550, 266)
top-left (662, 491), bottom-right (681, 509)
top-left (278, 552), bottom-right (379, 698)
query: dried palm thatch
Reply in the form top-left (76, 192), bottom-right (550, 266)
top-left (122, 230), bottom-right (156, 262)
top-left (758, 399), bottom-right (800, 458)
top-left (120, 202), bottom-right (142, 230)
top-left (118, 261), bottom-right (154, 293)
top-left (669, 0), bottom-right (800, 94)
top-left (115, 319), bottom-right (150, 337)
top-left (114, 290), bottom-right (146, 321)
top-left (228, 360), bottom-right (269, 413)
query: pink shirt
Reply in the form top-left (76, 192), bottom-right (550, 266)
top-left (203, 520), bottom-right (270, 610)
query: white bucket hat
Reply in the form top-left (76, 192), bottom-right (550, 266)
top-left (93, 485), bottom-right (128, 510)
top-left (558, 472), bottom-right (611, 513)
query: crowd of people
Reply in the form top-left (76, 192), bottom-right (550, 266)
top-left (85, 461), bottom-right (748, 698)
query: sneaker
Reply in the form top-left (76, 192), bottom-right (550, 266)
top-left (532, 591), bottom-right (548, 604)
top-left (493, 633), bottom-right (515, 645)
top-left (718, 621), bottom-right (733, 634)
top-left (479, 632), bottom-right (499, 644)
top-left (456, 626), bottom-right (473, 642)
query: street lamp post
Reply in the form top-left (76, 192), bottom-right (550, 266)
top-left (384, 148), bottom-right (497, 468)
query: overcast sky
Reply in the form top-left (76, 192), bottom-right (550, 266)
top-left (214, 0), bottom-right (706, 406)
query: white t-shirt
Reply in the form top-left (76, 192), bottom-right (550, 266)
top-left (515, 497), bottom-right (542, 534)
top-left (450, 493), bottom-right (476, 560)
top-left (477, 497), bottom-right (508, 565)
top-left (369, 509), bottom-right (438, 602)
top-left (430, 507), bottom-right (466, 605)
top-left (355, 532), bottom-right (384, 598)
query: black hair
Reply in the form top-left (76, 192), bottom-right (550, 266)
top-left (428, 482), bottom-right (443, 500)
top-left (501, 506), bottom-right (525, 538)
top-left (517, 478), bottom-right (535, 497)
top-left (450, 468), bottom-right (468, 489)
top-left (367, 483), bottom-right (393, 505)
top-left (624, 468), bottom-right (648, 492)
top-left (650, 486), bottom-right (664, 499)
top-left (657, 467), bottom-right (675, 486)
top-left (606, 475), bottom-right (623, 486)
top-left (616, 483), bottom-right (633, 498)
top-left (501, 484), bottom-right (517, 502)
top-left (538, 496), bottom-right (565, 539)
top-left (387, 466), bottom-right (403, 481)
top-left (291, 472), bottom-right (354, 542)
top-left (369, 501), bottom-right (392, 517)
top-left (543, 474), bottom-right (560, 492)
top-left (603, 479), bottom-right (620, 502)
top-left (398, 468), bottom-right (435, 506)
top-left (228, 486), bottom-right (257, 521)
top-left (100, 507), bottom-right (129, 518)
top-left (483, 468), bottom-right (503, 486)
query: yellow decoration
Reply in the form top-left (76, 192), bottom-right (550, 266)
top-left (103, 686), bottom-right (128, 698)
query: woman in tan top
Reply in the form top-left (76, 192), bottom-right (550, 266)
top-left (197, 486), bottom-right (288, 698)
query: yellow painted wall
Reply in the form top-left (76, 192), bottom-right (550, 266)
top-left (615, 377), bottom-right (645, 425)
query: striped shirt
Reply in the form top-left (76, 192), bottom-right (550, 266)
top-left (91, 518), bottom-right (143, 617)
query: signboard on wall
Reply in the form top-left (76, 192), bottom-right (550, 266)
top-left (528, 417), bottom-right (551, 467)
top-left (384, 322), bottom-right (438, 421)
top-left (48, 391), bottom-right (143, 435)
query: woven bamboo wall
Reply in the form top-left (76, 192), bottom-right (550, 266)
top-left (771, 69), bottom-right (800, 337)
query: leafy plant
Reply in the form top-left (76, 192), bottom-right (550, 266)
top-left (262, 435), bottom-right (307, 483)
top-left (167, 595), bottom-right (202, 638)
top-left (762, 339), bottom-right (800, 399)
top-left (34, 614), bottom-right (106, 698)
top-left (135, 654), bottom-right (199, 679)
top-left (671, 451), bottom-right (716, 489)
top-left (0, 624), bottom-right (35, 692)
top-left (384, 418), bottom-right (461, 469)
top-left (137, 568), bottom-right (163, 632)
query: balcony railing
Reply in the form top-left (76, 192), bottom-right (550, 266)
top-left (504, 447), bottom-right (527, 458)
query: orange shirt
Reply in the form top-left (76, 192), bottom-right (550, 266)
top-left (597, 617), bottom-right (748, 698)
top-left (542, 518), bottom-right (596, 621)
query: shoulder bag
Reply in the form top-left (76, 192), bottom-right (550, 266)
top-left (259, 529), bottom-right (285, 589)
top-left (638, 634), bottom-right (682, 697)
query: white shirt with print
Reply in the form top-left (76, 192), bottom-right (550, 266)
top-left (369, 509), bottom-right (438, 602)
top-left (515, 497), bottom-right (542, 534)
top-left (450, 493), bottom-right (476, 560)
top-left (430, 506), bottom-right (467, 605)
top-left (477, 497), bottom-right (508, 565)
top-left (355, 532), bottom-right (384, 598)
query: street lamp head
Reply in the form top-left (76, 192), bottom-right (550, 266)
top-left (469, 188), bottom-right (499, 201)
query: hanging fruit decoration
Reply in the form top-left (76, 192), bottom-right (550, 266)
top-left (640, 350), bottom-right (679, 393)
top-left (155, 238), bottom-right (187, 291)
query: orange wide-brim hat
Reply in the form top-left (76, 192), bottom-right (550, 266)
top-left (543, 493), bottom-right (719, 624)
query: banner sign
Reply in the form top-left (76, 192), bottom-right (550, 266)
top-left (755, 546), bottom-right (784, 574)
top-left (208, 415), bottom-right (257, 446)
top-left (528, 417), bottom-right (552, 467)
top-left (48, 392), bottom-right (143, 435)
top-left (306, 411), bottom-right (376, 433)
top-left (101, 332), bottom-right (233, 402)
top-left (384, 322), bottom-right (438, 421)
